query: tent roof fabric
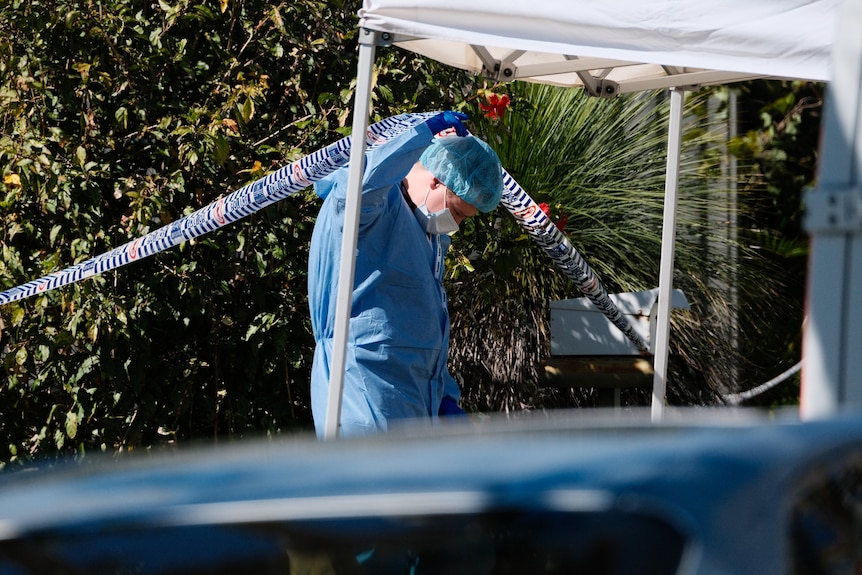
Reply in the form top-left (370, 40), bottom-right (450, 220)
top-left (360, 0), bottom-right (839, 92)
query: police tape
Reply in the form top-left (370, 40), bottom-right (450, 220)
top-left (500, 171), bottom-right (651, 354)
top-left (0, 112), bottom-right (436, 306)
top-left (1, 112), bottom-right (648, 354)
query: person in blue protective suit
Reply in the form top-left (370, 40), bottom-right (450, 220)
top-left (307, 111), bottom-right (504, 438)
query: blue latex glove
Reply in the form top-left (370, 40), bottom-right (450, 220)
top-left (439, 396), bottom-right (467, 417)
top-left (425, 111), bottom-right (469, 137)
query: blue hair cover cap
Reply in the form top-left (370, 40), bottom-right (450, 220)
top-left (420, 135), bottom-right (503, 213)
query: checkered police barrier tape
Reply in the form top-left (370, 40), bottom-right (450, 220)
top-left (1, 113), bottom-right (647, 355)
top-left (500, 170), bottom-right (651, 354)
top-left (0, 112), bottom-right (436, 306)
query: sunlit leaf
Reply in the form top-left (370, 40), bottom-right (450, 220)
top-left (65, 412), bottom-right (78, 440)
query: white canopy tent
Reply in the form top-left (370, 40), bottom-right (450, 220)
top-left (358, 0), bottom-right (834, 89)
top-left (325, 0), bottom-right (847, 437)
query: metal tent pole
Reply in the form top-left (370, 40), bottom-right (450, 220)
top-left (651, 87), bottom-right (685, 421)
top-left (801, 0), bottom-right (862, 419)
top-left (324, 30), bottom-right (381, 439)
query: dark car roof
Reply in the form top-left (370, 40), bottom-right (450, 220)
top-left (1, 408), bottom-right (861, 574)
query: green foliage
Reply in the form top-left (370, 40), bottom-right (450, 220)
top-left (448, 82), bottom-right (807, 409)
top-left (0, 0), bottom-right (464, 466)
top-left (732, 81), bottom-right (822, 236)
top-left (0, 0), bottom-right (818, 463)
top-left (724, 80), bottom-right (821, 405)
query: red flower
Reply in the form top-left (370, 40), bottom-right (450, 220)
top-left (479, 93), bottom-right (510, 121)
top-left (556, 213), bottom-right (568, 232)
top-left (539, 202), bottom-right (567, 232)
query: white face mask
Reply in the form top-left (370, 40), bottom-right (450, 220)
top-left (414, 187), bottom-right (459, 235)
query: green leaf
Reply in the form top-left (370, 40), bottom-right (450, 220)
top-left (65, 411), bottom-right (79, 439)
top-left (14, 346), bottom-right (27, 366)
top-left (212, 134), bottom-right (230, 165)
top-left (115, 106), bottom-right (128, 128)
top-left (75, 146), bottom-right (86, 167)
top-left (377, 84), bottom-right (394, 104)
top-left (6, 221), bottom-right (22, 240)
top-left (240, 98), bottom-right (254, 124)
top-left (10, 306), bottom-right (25, 327)
top-left (73, 356), bottom-right (98, 383)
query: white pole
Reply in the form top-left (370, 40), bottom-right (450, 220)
top-left (651, 87), bottom-right (685, 421)
top-left (801, 0), bottom-right (862, 419)
top-left (324, 32), bottom-right (377, 439)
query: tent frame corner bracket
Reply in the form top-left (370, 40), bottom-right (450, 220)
top-left (579, 76), bottom-right (620, 98)
top-left (358, 27), bottom-right (396, 48)
top-left (805, 185), bottom-right (862, 233)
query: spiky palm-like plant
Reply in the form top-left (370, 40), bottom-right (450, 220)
top-left (447, 82), bottom-right (800, 412)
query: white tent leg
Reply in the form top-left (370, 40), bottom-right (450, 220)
top-left (801, 0), bottom-right (862, 419)
top-left (323, 31), bottom-right (378, 439)
top-left (651, 87), bottom-right (685, 421)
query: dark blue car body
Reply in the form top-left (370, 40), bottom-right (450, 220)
top-left (0, 409), bottom-right (860, 574)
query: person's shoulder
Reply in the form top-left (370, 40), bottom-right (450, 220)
top-left (313, 167), bottom-right (349, 200)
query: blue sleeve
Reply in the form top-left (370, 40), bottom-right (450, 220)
top-left (313, 123), bottom-right (434, 202)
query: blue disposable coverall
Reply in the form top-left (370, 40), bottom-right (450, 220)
top-left (308, 123), bottom-right (462, 437)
